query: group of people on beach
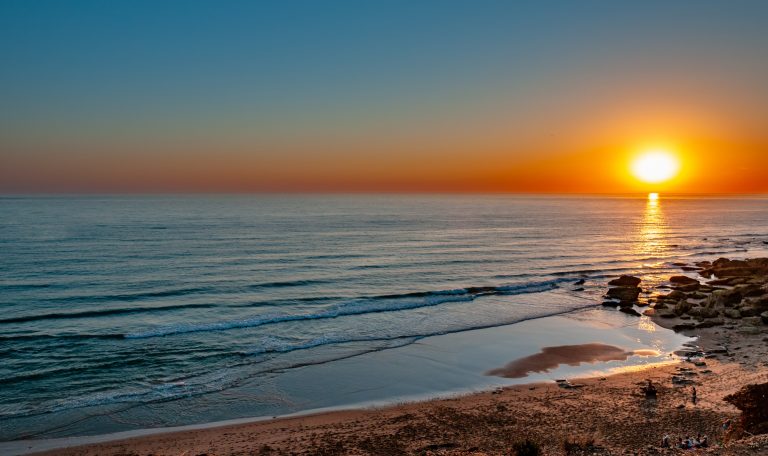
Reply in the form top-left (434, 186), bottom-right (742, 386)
top-left (661, 434), bottom-right (708, 449)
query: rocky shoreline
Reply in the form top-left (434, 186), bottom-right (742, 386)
top-left (603, 257), bottom-right (768, 332)
top-left (603, 256), bottom-right (768, 445)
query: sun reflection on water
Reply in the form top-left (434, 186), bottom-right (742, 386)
top-left (637, 315), bottom-right (656, 332)
top-left (635, 193), bottom-right (668, 257)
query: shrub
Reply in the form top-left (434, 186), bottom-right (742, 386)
top-left (512, 439), bottom-right (541, 456)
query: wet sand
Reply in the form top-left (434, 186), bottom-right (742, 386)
top-left (24, 324), bottom-right (768, 455)
top-left (486, 343), bottom-right (657, 379)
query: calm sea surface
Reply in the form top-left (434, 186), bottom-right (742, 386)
top-left (1, 195), bottom-right (767, 441)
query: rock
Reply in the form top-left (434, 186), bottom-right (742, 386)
top-left (665, 290), bottom-right (688, 301)
top-left (642, 308), bottom-right (655, 316)
top-left (652, 302), bottom-right (668, 309)
top-left (704, 288), bottom-right (742, 309)
top-left (602, 301), bottom-right (619, 307)
top-left (574, 279), bottom-right (586, 285)
top-left (619, 307), bottom-right (641, 317)
top-left (606, 286), bottom-right (641, 303)
top-left (673, 323), bottom-right (697, 331)
top-left (699, 306), bottom-right (721, 318)
top-left (734, 284), bottom-right (765, 297)
top-left (742, 316), bottom-right (763, 326)
top-left (670, 276), bottom-right (700, 286)
top-left (696, 318), bottom-right (724, 328)
top-left (677, 283), bottom-right (701, 292)
top-left (706, 258), bottom-right (768, 278)
top-left (672, 375), bottom-right (695, 385)
top-left (762, 311), bottom-right (768, 324)
top-left (608, 275), bottom-right (641, 287)
top-left (658, 310), bottom-right (677, 319)
top-left (739, 306), bottom-right (761, 317)
top-left (687, 305), bottom-right (703, 317)
top-left (675, 300), bottom-right (694, 316)
top-left (723, 382), bottom-right (768, 435)
top-left (689, 292), bottom-right (708, 300)
top-left (725, 309), bottom-right (742, 319)
top-left (681, 266), bottom-right (701, 271)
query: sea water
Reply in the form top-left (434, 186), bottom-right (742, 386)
top-left (1, 195), bottom-right (767, 442)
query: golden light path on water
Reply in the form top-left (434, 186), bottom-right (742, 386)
top-left (634, 192), bottom-right (668, 258)
top-left (635, 194), bottom-right (667, 339)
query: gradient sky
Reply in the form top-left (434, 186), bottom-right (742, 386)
top-left (1, 0), bottom-right (767, 193)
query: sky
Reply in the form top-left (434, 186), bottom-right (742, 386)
top-left (1, 0), bottom-right (767, 193)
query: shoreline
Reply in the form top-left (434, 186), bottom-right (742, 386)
top-left (7, 256), bottom-right (768, 455)
top-left (1, 309), bottom-right (687, 455)
top-left (5, 361), bottom-right (686, 456)
top-left (21, 348), bottom-right (768, 456)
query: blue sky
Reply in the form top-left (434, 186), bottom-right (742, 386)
top-left (1, 1), bottom-right (767, 192)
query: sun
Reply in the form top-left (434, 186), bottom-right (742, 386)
top-left (631, 149), bottom-right (680, 184)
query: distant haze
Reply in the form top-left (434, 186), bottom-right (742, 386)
top-left (1, 1), bottom-right (767, 193)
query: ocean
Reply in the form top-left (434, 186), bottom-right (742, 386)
top-left (1, 195), bottom-right (767, 443)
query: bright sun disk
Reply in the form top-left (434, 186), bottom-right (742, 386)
top-left (631, 149), bottom-right (680, 184)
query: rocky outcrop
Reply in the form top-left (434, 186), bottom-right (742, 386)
top-left (612, 257), bottom-right (768, 332)
top-left (701, 258), bottom-right (768, 279)
top-left (723, 382), bottom-right (768, 435)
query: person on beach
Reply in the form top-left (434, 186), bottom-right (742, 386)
top-left (691, 386), bottom-right (697, 404)
top-left (643, 379), bottom-right (657, 398)
top-left (661, 434), bottom-right (670, 448)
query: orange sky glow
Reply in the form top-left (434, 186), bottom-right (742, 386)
top-left (1, 2), bottom-right (766, 194)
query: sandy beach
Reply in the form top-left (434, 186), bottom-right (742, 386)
top-left (24, 258), bottom-right (768, 455)
top-left (28, 310), bottom-right (768, 455)
top-left (26, 332), bottom-right (768, 455)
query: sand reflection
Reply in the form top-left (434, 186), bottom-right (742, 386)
top-left (487, 343), bottom-right (659, 379)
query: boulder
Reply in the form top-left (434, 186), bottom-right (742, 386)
top-left (654, 309), bottom-right (677, 318)
top-left (762, 311), bottom-right (768, 325)
top-left (619, 307), bottom-right (641, 317)
top-left (673, 323), bottom-right (697, 331)
top-left (677, 283), bottom-right (701, 292)
top-left (739, 306), bottom-right (761, 317)
top-left (607, 286), bottom-right (641, 303)
top-left (675, 300), bottom-right (694, 316)
top-left (734, 284), bottom-right (765, 298)
top-left (687, 306), bottom-right (703, 317)
top-left (724, 309), bottom-right (742, 319)
top-left (670, 276), bottom-right (700, 286)
top-left (699, 306), bottom-right (721, 318)
top-left (704, 289), bottom-right (742, 309)
top-left (666, 290), bottom-right (688, 301)
top-left (723, 382), bottom-right (768, 434)
top-left (608, 275), bottom-right (641, 287)
top-left (658, 310), bottom-right (677, 319)
top-left (696, 318), bottom-right (724, 328)
top-left (706, 258), bottom-right (768, 278)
